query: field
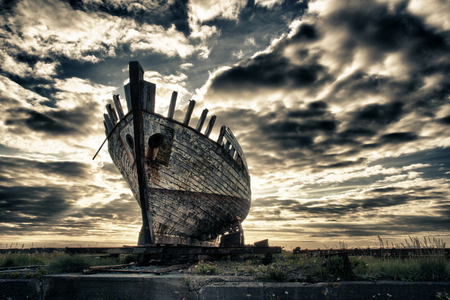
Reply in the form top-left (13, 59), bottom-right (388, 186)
top-left (1, 250), bottom-right (449, 282)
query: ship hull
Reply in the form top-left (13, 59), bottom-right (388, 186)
top-left (107, 111), bottom-right (251, 242)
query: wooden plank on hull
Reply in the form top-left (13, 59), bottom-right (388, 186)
top-left (130, 61), bottom-right (154, 245)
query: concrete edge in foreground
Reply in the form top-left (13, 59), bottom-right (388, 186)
top-left (1, 274), bottom-right (449, 300)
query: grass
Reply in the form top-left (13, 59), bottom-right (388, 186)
top-left (0, 252), bottom-right (134, 277)
top-left (1, 236), bottom-right (448, 282)
top-left (189, 247), bottom-right (450, 282)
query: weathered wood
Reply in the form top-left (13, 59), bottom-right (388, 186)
top-left (224, 140), bottom-right (231, 151)
top-left (103, 62), bottom-right (252, 245)
top-left (104, 113), bottom-right (113, 132)
top-left (146, 133), bottom-right (164, 161)
top-left (217, 125), bottom-right (226, 144)
top-left (113, 94), bottom-right (125, 119)
top-left (223, 127), bottom-right (248, 170)
top-left (106, 104), bottom-right (118, 124)
top-left (183, 100), bottom-right (196, 125)
top-left (143, 81), bottom-right (156, 112)
top-left (196, 108), bottom-right (208, 132)
top-left (124, 83), bottom-right (131, 111)
top-left (229, 146), bottom-right (236, 159)
top-left (167, 91), bottom-right (177, 119)
top-left (103, 121), bottom-right (109, 135)
top-left (109, 111), bottom-right (251, 239)
top-left (204, 115), bottom-right (216, 137)
top-left (129, 61), bottom-right (154, 245)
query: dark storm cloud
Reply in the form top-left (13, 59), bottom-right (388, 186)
top-left (287, 101), bottom-right (328, 118)
top-left (0, 156), bottom-right (91, 182)
top-left (66, 0), bottom-right (191, 36)
top-left (4, 100), bottom-right (99, 137)
top-left (250, 181), bottom-right (449, 226)
top-left (210, 53), bottom-right (327, 91)
top-left (379, 132), bottom-right (418, 144)
top-left (0, 155), bottom-right (139, 236)
top-left (353, 102), bottom-right (404, 127)
top-left (0, 186), bottom-right (75, 222)
top-left (206, 0), bottom-right (450, 182)
top-left (437, 115), bottom-right (450, 125)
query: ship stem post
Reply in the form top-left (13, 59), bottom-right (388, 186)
top-left (130, 61), bottom-right (154, 245)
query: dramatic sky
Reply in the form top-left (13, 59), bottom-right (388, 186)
top-left (1, 0), bottom-right (450, 249)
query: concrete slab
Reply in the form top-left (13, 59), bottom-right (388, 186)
top-left (1, 274), bottom-right (449, 300)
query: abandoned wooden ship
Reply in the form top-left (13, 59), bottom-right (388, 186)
top-left (96, 61), bottom-right (251, 247)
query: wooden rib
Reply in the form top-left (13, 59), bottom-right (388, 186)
top-left (196, 108), bottom-right (208, 132)
top-left (204, 115), bottom-right (216, 137)
top-left (167, 91), bottom-right (177, 119)
top-left (103, 121), bottom-right (109, 135)
top-left (217, 125), bottom-right (226, 144)
top-left (103, 113), bottom-right (113, 131)
top-left (113, 94), bottom-right (124, 119)
top-left (106, 104), bottom-right (118, 124)
top-left (224, 140), bottom-right (231, 151)
top-left (183, 100), bottom-right (196, 125)
top-left (124, 83), bottom-right (131, 112)
top-left (143, 81), bottom-right (156, 112)
top-left (229, 146), bottom-right (236, 159)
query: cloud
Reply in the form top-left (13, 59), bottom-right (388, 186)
top-left (198, 0), bottom-right (450, 179)
top-left (0, 155), bottom-right (140, 240)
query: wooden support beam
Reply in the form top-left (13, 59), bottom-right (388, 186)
top-left (204, 115), bottom-right (216, 137)
top-left (196, 108), bottom-right (208, 132)
top-left (167, 91), bottom-right (177, 119)
top-left (129, 61), bottom-right (154, 245)
top-left (124, 83), bottom-right (131, 112)
top-left (217, 125), bottom-right (226, 144)
top-left (106, 104), bottom-right (118, 124)
top-left (113, 94), bottom-right (124, 120)
top-left (143, 81), bottom-right (156, 112)
top-left (103, 113), bottom-right (113, 132)
top-left (183, 100), bottom-right (196, 126)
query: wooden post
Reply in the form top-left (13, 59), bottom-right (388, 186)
top-left (167, 91), bottom-right (177, 119)
top-left (124, 83), bottom-right (131, 112)
top-left (217, 125), bottom-right (226, 144)
top-left (204, 115), bottom-right (216, 137)
top-left (143, 81), bottom-right (156, 112)
top-left (196, 109), bottom-right (208, 132)
top-left (113, 94), bottom-right (124, 119)
top-left (129, 61), bottom-right (154, 245)
top-left (106, 104), bottom-right (118, 124)
top-left (183, 100), bottom-right (196, 125)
